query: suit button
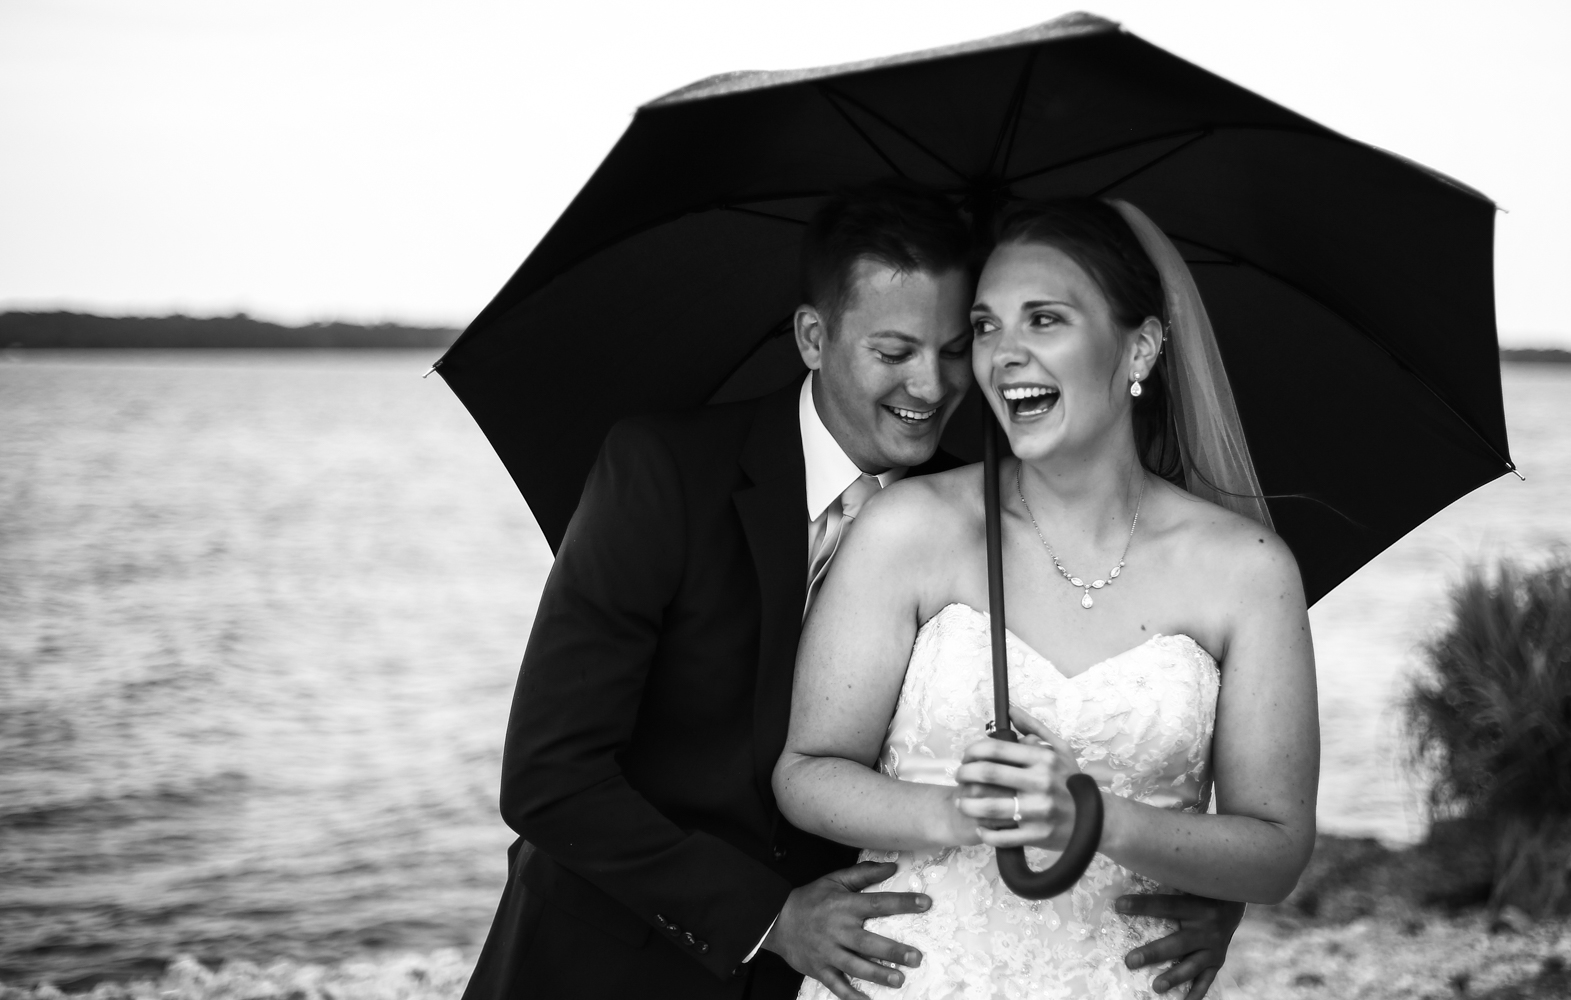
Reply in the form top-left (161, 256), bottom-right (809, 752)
top-left (696, 940), bottom-right (709, 954)
top-left (772, 845), bottom-right (787, 860)
top-left (683, 932), bottom-right (696, 947)
top-left (731, 966), bottom-right (743, 977)
top-left (655, 913), bottom-right (667, 925)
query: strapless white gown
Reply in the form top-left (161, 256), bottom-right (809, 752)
top-left (798, 603), bottom-right (1221, 1000)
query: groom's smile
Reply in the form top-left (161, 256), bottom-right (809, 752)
top-left (885, 403), bottom-right (939, 423)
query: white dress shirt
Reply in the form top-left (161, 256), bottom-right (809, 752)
top-left (800, 372), bottom-right (907, 568)
top-left (746, 373), bottom-right (908, 963)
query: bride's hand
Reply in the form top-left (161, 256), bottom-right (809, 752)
top-left (955, 706), bottom-right (1081, 852)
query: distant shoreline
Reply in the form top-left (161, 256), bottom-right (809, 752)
top-left (1500, 347), bottom-right (1571, 364)
top-left (3, 312), bottom-right (1568, 362)
top-left (0, 312), bottom-right (459, 350)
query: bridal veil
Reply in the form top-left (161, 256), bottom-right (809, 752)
top-left (1108, 200), bottom-right (1274, 531)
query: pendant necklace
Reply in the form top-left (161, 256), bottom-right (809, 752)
top-left (1014, 464), bottom-right (1145, 610)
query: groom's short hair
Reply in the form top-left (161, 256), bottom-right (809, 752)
top-left (800, 182), bottom-right (971, 330)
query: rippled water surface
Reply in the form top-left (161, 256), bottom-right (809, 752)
top-left (0, 353), bottom-right (1566, 986)
top-left (0, 352), bottom-right (542, 986)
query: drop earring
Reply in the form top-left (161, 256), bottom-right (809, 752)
top-left (1129, 373), bottom-right (1143, 398)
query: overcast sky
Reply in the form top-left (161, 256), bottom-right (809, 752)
top-left (2, 0), bottom-right (1567, 346)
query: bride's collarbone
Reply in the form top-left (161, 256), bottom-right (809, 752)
top-left (962, 574), bottom-right (1222, 678)
top-left (1012, 614), bottom-right (1183, 680)
top-left (927, 510), bottom-right (1235, 675)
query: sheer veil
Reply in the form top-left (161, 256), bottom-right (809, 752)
top-left (1108, 200), bottom-right (1274, 531)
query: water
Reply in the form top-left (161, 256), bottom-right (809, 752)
top-left (0, 353), bottom-right (1566, 986)
top-left (0, 352), bottom-right (543, 986)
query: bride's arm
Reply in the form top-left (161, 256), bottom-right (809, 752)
top-left (773, 482), bottom-right (979, 853)
top-left (1115, 529), bottom-right (1318, 902)
top-left (960, 529), bottom-right (1319, 904)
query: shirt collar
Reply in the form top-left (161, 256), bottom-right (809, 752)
top-left (799, 373), bottom-right (906, 522)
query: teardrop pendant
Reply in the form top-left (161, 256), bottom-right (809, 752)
top-left (1080, 592), bottom-right (1094, 609)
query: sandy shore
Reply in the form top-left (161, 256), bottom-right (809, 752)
top-left (1228, 913), bottom-right (1569, 999)
top-left (4, 920), bottom-right (1566, 1000)
top-left (4, 835), bottom-right (1567, 1000)
top-left (1, 920), bottom-right (1566, 1000)
top-left (1228, 828), bottom-right (1571, 999)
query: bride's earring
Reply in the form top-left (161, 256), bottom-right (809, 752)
top-left (1129, 373), bottom-right (1144, 398)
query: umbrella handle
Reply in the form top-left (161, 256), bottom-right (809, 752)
top-left (984, 419), bottom-right (1103, 899)
top-left (990, 755), bottom-right (1105, 898)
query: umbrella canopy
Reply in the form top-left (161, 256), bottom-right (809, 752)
top-left (437, 11), bottom-right (1512, 605)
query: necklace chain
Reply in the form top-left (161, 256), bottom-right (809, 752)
top-left (1014, 463), bottom-right (1145, 610)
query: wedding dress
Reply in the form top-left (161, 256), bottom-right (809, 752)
top-left (797, 602), bottom-right (1221, 1000)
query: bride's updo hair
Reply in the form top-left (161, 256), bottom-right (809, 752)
top-left (991, 198), bottom-right (1182, 483)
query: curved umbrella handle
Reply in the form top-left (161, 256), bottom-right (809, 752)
top-left (983, 418), bottom-right (1103, 899)
top-left (991, 769), bottom-right (1104, 899)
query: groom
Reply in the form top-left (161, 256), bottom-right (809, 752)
top-left (463, 185), bottom-right (1241, 1000)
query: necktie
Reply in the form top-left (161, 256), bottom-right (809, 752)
top-left (804, 473), bottom-right (883, 618)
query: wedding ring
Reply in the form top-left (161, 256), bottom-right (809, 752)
top-left (1012, 796), bottom-right (1023, 823)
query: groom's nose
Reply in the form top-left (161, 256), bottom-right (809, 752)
top-left (904, 353), bottom-right (945, 402)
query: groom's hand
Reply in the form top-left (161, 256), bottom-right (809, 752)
top-left (1117, 893), bottom-right (1246, 998)
top-left (764, 861), bottom-right (929, 1000)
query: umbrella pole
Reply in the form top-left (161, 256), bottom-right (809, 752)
top-left (985, 416), bottom-right (1014, 737)
top-left (985, 419), bottom-right (1105, 899)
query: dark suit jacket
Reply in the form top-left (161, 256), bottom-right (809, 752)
top-left (463, 379), bottom-right (959, 1000)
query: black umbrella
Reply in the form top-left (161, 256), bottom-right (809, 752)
top-left (436, 12), bottom-right (1511, 897)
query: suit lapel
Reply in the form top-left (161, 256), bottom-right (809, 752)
top-left (733, 381), bottom-right (808, 811)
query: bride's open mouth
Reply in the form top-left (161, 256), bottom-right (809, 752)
top-left (1000, 383), bottom-right (1060, 419)
top-left (883, 403), bottom-right (940, 425)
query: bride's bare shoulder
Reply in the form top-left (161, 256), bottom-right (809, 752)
top-left (848, 463), bottom-right (982, 547)
top-left (1154, 478), bottom-right (1302, 595)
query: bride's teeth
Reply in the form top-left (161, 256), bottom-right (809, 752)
top-left (1001, 386), bottom-right (1052, 401)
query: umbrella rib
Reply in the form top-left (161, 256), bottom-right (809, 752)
top-left (1179, 238), bottom-right (1516, 476)
top-left (464, 187), bottom-right (854, 330)
top-left (1002, 124), bottom-right (1346, 190)
top-left (723, 205), bottom-right (811, 226)
top-left (1092, 129), bottom-right (1212, 198)
top-left (1002, 127), bottom-right (1207, 187)
top-left (988, 49), bottom-right (1038, 180)
top-left (816, 84), bottom-right (970, 183)
top-left (705, 316), bottom-right (796, 403)
top-left (816, 85), bottom-right (910, 179)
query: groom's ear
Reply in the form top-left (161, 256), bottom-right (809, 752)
top-left (794, 304), bottom-right (828, 371)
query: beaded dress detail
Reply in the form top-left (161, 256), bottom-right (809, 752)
top-left (797, 603), bottom-right (1221, 1000)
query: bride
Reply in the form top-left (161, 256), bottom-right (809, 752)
top-left (773, 198), bottom-right (1319, 1000)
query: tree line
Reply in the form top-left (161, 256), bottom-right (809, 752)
top-left (0, 311), bottom-right (460, 349)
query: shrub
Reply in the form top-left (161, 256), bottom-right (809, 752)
top-left (1405, 555), bottom-right (1571, 917)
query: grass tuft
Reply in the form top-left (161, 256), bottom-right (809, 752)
top-left (1404, 555), bottom-right (1571, 917)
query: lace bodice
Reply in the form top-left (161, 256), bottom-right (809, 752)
top-left (798, 603), bottom-right (1221, 1000)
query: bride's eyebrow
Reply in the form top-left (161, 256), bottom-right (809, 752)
top-left (1021, 298), bottom-right (1074, 310)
